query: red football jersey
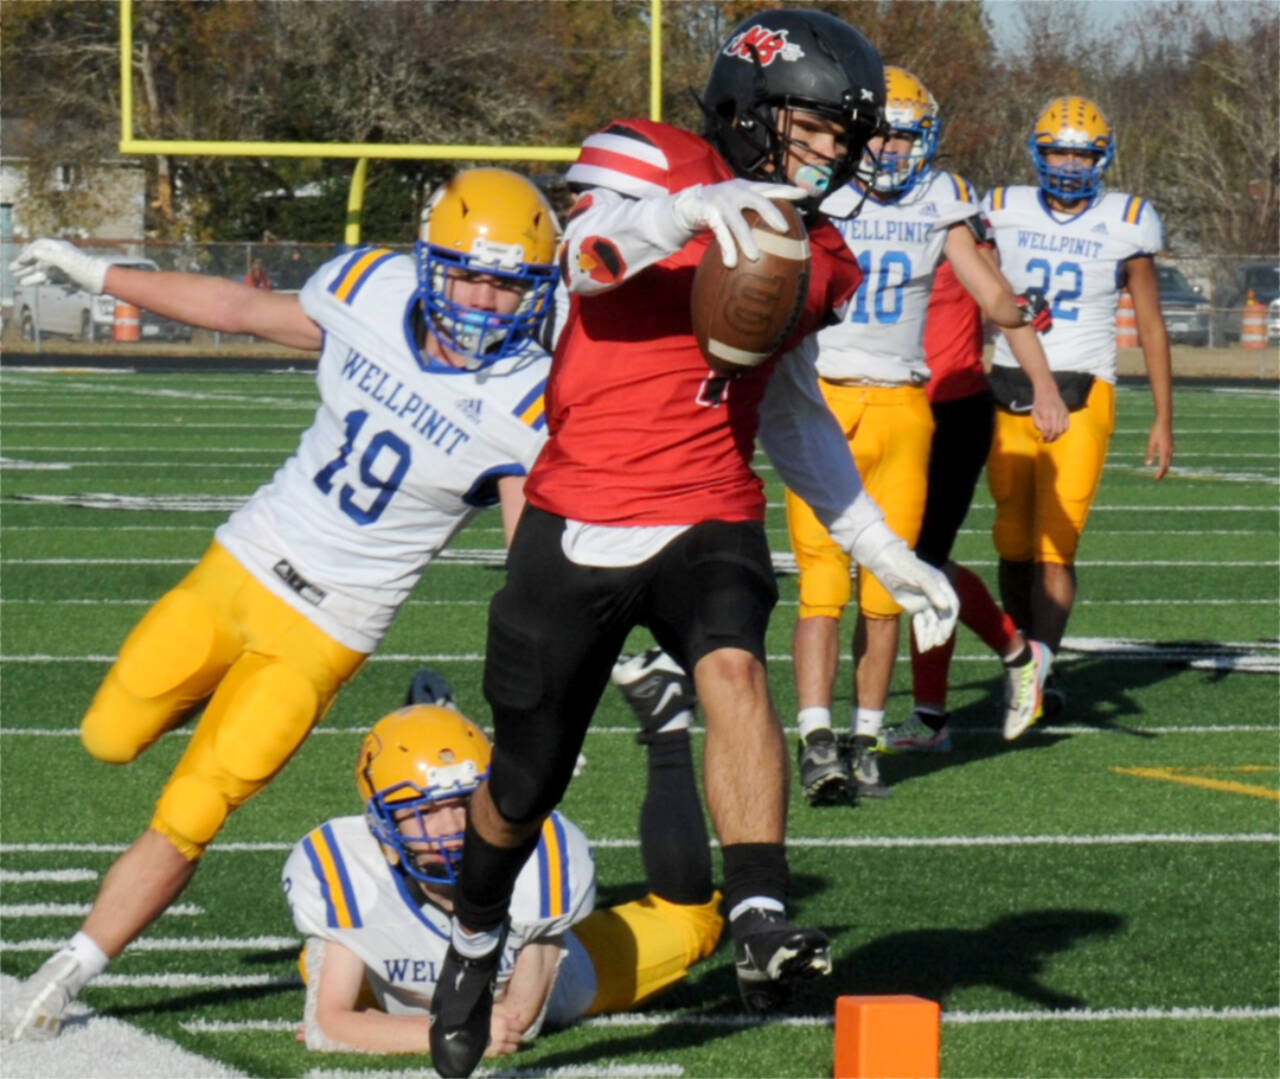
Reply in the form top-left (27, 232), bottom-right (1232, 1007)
top-left (527, 119), bottom-right (861, 526)
top-left (923, 257), bottom-right (988, 404)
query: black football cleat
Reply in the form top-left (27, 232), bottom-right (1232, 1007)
top-left (428, 935), bottom-right (504, 1078)
top-left (732, 907), bottom-right (832, 1012)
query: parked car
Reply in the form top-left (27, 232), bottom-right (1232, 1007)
top-left (14, 256), bottom-right (193, 343)
top-left (1156, 265), bottom-right (1211, 346)
top-left (1214, 262), bottom-right (1280, 344)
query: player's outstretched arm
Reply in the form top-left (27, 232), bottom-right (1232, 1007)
top-left (1124, 255), bottom-right (1174, 479)
top-left (10, 238), bottom-right (322, 352)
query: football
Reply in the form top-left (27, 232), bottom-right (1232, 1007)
top-left (690, 199), bottom-right (811, 374)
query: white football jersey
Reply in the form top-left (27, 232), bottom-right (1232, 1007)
top-left (215, 248), bottom-right (551, 652)
top-left (984, 185), bottom-right (1163, 382)
top-left (282, 812), bottom-right (595, 1017)
top-left (817, 170), bottom-right (981, 383)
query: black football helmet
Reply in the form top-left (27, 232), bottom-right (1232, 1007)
top-left (700, 8), bottom-right (885, 207)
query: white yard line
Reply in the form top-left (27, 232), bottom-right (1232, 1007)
top-left (3, 554), bottom-right (1277, 568)
top-left (180, 1005), bottom-right (1280, 1039)
top-left (0, 935), bottom-right (298, 952)
top-left (5, 723), bottom-right (1272, 741)
top-left (1, 902), bottom-right (202, 916)
top-left (0, 868), bottom-right (97, 883)
top-left (0, 974), bottom-right (246, 1079)
top-left (2, 833), bottom-right (1274, 857)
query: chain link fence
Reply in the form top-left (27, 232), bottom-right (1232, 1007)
top-left (0, 240), bottom-right (1275, 369)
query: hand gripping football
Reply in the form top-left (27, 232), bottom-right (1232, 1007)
top-left (690, 199), bottom-right (811, 373)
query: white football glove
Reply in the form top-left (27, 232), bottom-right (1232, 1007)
top-left (10, 238), bottom-right (110, 295)
top-left (671, 179), bottom-right (807, 269)
top-left (852, 520), bottom-right (959, 652)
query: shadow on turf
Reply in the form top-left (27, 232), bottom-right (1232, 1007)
top-left (872, 653), bottom-right (1211, 792)
top-left (795, 906), bottom-right (1126, 1012)
top-left (508, 907), bottom-right (1125, 1071)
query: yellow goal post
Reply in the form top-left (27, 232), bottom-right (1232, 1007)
top-left (117, 0), bottom-right (665, 242)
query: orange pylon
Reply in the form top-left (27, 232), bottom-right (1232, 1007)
top-left (834, 994), bottom-right (940, 1079)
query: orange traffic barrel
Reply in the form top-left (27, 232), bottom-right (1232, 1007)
top-left (1115, 289), bottom-right (1138, 347)
top-left (112, 300), bottom-right (140, 342)
top-left (1241, 290), bottom-right (1267, 351)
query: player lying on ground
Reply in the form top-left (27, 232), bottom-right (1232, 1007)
top-left (285, 672), bottom-right (721, 1057)
top-left (1, 169), bottom-right (560, 1043)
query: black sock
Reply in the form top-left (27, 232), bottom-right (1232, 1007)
top-left (722, 842), bottom-right (788, 929)
top-left (640, 731), bottom-right (713, 905)
top-left (915, 708), bottom-right (948, 732)
top-left (1004, 644), bottom-right (1032, 668)
top-left (453, 815), bottom-right (541, 932)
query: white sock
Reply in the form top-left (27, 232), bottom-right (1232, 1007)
top-left (55, 932), bottom-right (109, 995)
top-left (797, 707), bottom-right (832, 741)
top-left (853, 707), bottom-right (885, 740)
top-left (451, 923), bottom-right (502, 958)
top-left (728, 895), bottom-right (786, 923)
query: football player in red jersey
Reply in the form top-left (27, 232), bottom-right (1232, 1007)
top-left (427, 11), bottom-right (960, 1076)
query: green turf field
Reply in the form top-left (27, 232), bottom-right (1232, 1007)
top-left (1, 367), bottom-right (1276, 1078)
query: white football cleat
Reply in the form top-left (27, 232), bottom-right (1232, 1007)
top-left (1003, 640), bottom-right (1053, 741)
top-left (2, 953), bottom-right (81, 1041)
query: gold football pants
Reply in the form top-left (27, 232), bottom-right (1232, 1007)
top-left (786, 382), bottom-right (933, 618)
top-left (987, 379), bottom-right (1116, 564)
top-left (81, 541), bottom-right (366, 860)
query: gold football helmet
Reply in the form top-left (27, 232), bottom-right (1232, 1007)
top-left (1028, 96), bottom-right (1114, 201)
top-left (355, 704), bottom-right (492, 885)
top-left (415, 167), bottom-right (559, 370)
top-left (871, 66), bottom-right (940, 195)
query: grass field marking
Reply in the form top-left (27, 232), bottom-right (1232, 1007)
top-left (7, 722), bottom-right (1276, 739)
top-left (1109, 463), bottom-right (1278, 485)
top-left (942, 1005), bottom-right (1280, 1023)
top-left (1, 902), bottom-right (202, 916)
top-left (0, 458), bottom-right (72, 471)
top-left (0, 868), bottom-right (97, 883)
top-left (1112, 765), bottom-right (1280, 801)
top-left (0, 971), bottom-right (247, 1079)
top-left (1113, 428), bottom-right (1278, 435)
top-left (5, 554), bottom-right (1278, 569)
top-left (303, 1066), bottom-right (684, 1079)
top-left (88, 972), bottom-right (299, 989)
top-left (0, 935), bottom-right (299, 953)
top-left (2, 421), bottom-right (308, 429)
top-left (183, 1019), bottom-right (298, 1033)
top-left (3, 834), bottom-right (1274, 856)
top-left (1112, 451), bottom-right (1280, 458)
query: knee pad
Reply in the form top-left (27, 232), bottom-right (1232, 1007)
top-left (152, 775), bottom-right (228, 860)
top-left (487, 742), bottom-right (570, 826)
top-left (82, 589), bottom-right (236, 764)
top-left (116, 588), bottom-right (233, 700)
top-left (212, 657), bottom-right (319, 783)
